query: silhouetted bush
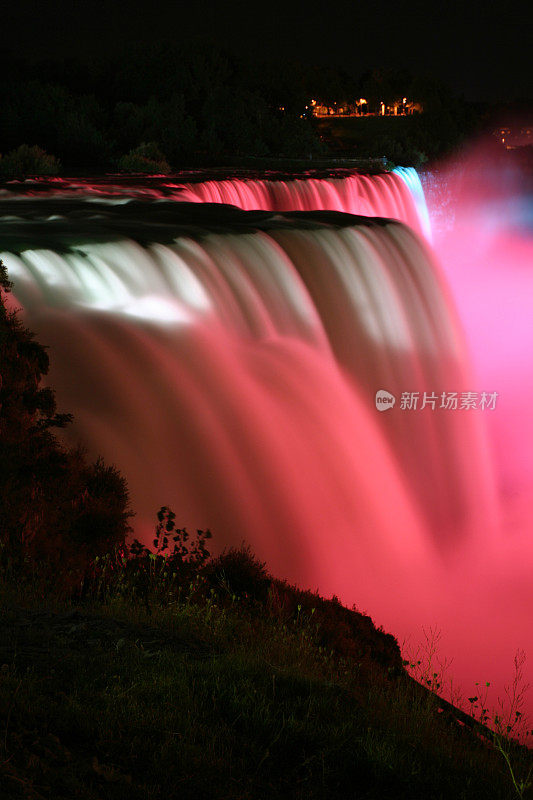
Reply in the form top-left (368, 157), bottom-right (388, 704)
top-left (117, 142), bottom-right (170, 173)
top-left (84, 506), bottom-right (213, 607)
top-left (266, 581), bottom-right (403, 672)
top-left (204, 544), bottom-right (271, 602)
top-left (0, 144), bottom-right (60, 177)
top-left (369, 134), bottom-right (428, 168)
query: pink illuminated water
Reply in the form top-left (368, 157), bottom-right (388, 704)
top-left (3, 169), bottom-right (427, 236)
top-left (1, 160), bottom-right (531, 728)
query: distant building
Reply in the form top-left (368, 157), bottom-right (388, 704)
top-left (494, 126), bottom-right (533, 149)
top-left (311, 96), bottom-right (423, 117)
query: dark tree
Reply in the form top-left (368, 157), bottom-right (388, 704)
top-left (0, 260), bottom-right (132, 569)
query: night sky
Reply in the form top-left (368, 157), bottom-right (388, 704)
top-left (3, 0), bottom-right (532, 103)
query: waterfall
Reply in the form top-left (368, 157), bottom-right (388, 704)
top-left (1, 166), bottom-right (531, 720)
top-left (1, 197), bottom-right (495, 564)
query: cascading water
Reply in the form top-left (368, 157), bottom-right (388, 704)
top-left (6, 169), bottom-right (428, 236)
top-left (0, 164), bottom-right (531, 723)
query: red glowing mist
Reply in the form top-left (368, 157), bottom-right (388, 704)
top-left (426, 142), bottom-right (533, 504)
top-left (404, 141), bottom-right (533, 727)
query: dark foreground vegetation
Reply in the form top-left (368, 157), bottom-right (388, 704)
top-left (0, 46), bottom-right (488, 175)
top-left (1, 260), bottom-right (532, 799)
top-left (2, 527), bottom-right (533, 800)
top-left (0, 262), bottom-right (132, 571)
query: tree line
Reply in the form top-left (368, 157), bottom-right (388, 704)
top-left (0, 43), bottom-right (485, 173)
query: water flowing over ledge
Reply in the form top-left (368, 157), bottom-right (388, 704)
top-left (1, 162), bottom-right (531, 722)
top-left (0, 167), bottom-right (429, 237)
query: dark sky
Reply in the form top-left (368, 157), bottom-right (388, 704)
top-left (3, 0), bottom-right (532, 102)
